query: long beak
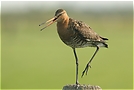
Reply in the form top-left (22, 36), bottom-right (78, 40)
top-left (39, 16), bottom-right (57, 31)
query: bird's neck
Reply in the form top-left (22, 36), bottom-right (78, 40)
top-left (56, 16), bottom-right (70, 42)
top-left (58, 17), bottom-right (69, 27)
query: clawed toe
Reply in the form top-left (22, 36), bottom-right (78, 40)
top-left (81, 63), bottom-right (91, 77)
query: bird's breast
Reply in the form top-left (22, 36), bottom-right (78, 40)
top-left (57, 22), bottom-right (74, 44)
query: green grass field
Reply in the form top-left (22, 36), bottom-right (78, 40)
top-left (1, 10), bottom-right (133, 90)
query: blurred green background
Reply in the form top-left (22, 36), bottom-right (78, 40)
top-left (1, 1), bottom-right (133, 90)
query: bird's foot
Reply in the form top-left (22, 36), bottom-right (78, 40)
top-left (81, 63), bottom-right (91, 77)
top-left (75, 82), bottom-right (80, 89)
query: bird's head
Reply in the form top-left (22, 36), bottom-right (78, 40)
top-left (39, 9), bottom-right (68, 31)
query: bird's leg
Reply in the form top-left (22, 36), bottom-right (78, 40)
top-left (81, 46), bottom-right (99, 77)
top-left (73, 48), bottom-right (79, 86)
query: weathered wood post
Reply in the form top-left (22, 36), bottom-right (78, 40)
top-left (62, 84), bottom-right (102, 90)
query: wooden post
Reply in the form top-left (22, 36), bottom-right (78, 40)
top-left (62, 84), bottom-right (102, 90)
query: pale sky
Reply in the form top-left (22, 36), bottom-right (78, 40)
top-left (0, 1), bottom-right (133, 14)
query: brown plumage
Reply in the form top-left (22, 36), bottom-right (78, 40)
top-left (39, 9), bottom-right (108, 86)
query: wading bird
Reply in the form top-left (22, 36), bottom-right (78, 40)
top-left (39, 9), bottom-right (108, 86)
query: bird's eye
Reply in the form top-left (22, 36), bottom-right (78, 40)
top-left (57, 12), bottom-right (65, 18)
top-left (57, 13), bottom-right (62, 17)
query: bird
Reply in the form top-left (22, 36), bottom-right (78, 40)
top-left (39, 9), bottom-right (108, 86)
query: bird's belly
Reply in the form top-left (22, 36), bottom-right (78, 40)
top-left (62, 38), bottom-right (94, 48)
top-left (58, 33), bottom-right (94, 48)
top-left (66, 42), bottom-right (90, 48)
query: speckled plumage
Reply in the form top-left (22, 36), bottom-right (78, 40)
top-left (57, 17), bottom-right (108, 48)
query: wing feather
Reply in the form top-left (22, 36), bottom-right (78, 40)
top-left (70, 18), bottom-right (106, 42)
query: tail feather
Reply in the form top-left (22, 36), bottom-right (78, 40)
top-left (97, 42), bottom-right (108, 48)
top-left (103, 43), bottom-right (108, 48)
top-left (99, 36), bottom-right (108, 48)
top-left (100, 36), bottom-right (108, 40)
